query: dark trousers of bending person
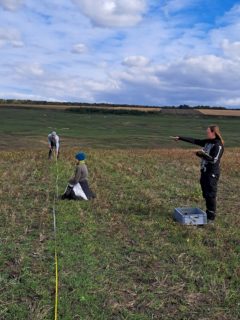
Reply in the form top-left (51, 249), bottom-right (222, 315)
top-left (48, 142), bottom-right (60, 159)
top-left (173, 125), bottom-right (224, 221)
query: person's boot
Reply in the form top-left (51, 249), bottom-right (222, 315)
top-left (206, 210), bottom-right (215, 222)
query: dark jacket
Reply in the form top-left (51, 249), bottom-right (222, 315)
top-left (179, 136), bottom-right (224, 174)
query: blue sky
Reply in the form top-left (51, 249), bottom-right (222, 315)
top-left (0, 0), bottom-right (240, 107)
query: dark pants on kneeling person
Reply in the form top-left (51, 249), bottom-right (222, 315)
top-left (61, 179), bottom-right (95, 200)
top-left (200, 171), bottom-right (219, 220)
top-left (80, 179), bottom-right (95, 199)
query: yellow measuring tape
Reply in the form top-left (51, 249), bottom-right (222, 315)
top-left (52, 156), bottom-right (59, 320)
top-left (54, 247), bottom-right (59, 320)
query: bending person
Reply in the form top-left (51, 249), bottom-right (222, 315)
top-left (172, 125), bottom-right (224, 221)
top-left (61, 152), bottom-right (95, 200)
top-left (48, 131), bottom-right (60, 159)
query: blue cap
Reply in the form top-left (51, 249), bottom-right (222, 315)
top-left (75, 152), bottom-right (86, 161)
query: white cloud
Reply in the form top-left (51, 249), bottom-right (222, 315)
top-left (218, 3), bottom-right (240, 24)
top-left (218, 97), bottom-right (240, 108)
top-left (15, 63), bottom-right (44, 77)
top-left (103, 53), bottom-right (240, 106)
top-left (157, 54), bottom-right (240, 93)
top-left (72, 0), bottom-right (147, 27)
top-left (84, 79), bottom-right (120, 92)
top-left (122, 55), bottom-right (150, 67)
top-left (72, 43), bottom-right (88, 54)
top-left (222, 39), bottom-right (240, 61)
top-left (0, 0), bottom-right (23, 11)
top-left (0, 27), bottom-right (24, 48)
top-left (162, 0), bottom-right (199, 15)
top-left (37, 75), bottom-right (120, 102)
top-left (0, 91), bottom-right (56, 101)
top-left (0, 0), bottom-right (240, 107)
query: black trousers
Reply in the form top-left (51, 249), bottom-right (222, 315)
top-left (80, 180), bottom-right (95, 199)
top-left (200, 171), bottom-right (219, 220)
top-left (48, 143), bottom-right (59, 159)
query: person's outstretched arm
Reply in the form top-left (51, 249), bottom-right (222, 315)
top-left (172, 136), bottom-right (207, 147)
top-left (47, 134), bottom-right (52, 148)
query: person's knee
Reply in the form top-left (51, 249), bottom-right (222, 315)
top-left (205, 189), bottom-right (217, 199)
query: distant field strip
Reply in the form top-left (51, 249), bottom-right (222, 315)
top-left (1, 104), bottom-right (240, 116)
top-left (199, 109), bottom-right (240, 117)
top-left (0, 104), bottom-right (161, 112)
top-left (0, 104), bottom-right (69, 109)
top-left (81, 106), bottom-right (161, 112)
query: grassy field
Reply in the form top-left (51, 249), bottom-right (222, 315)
top-left (0, 107), bottom-right (240, 319)
top-left (0, 147), bottom-right (240, 319)
top-left (0, 107), bottom-right (240, 150)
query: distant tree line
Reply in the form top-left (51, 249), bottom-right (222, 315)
top-left (66, 107), bottom-right (158, 116)
top-left (0, 99), bottom-right (159, 108)
top-left (0, 99), bottom-right (231, 109)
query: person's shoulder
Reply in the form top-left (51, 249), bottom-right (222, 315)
top-left (79, 162), bottom-right (87, 167)
top-left (79, 163), bottom-right (88, 171)
top-left (76, 163), bottom-right (86, 168)
top-left (213, 139), bottom-right (224, 150)
top-left (215, 138), bottom-right (222, 146)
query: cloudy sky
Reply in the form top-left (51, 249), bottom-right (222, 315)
top-left (0, 0), bottom-right (240, 107)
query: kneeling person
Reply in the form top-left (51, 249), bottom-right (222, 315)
top-left (61, 152), bottom-right (95, 200)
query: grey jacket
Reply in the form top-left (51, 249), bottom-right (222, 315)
top-left (69, 163), bottom-right (88, 185)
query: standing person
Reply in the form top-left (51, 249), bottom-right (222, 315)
top-left (48, 131), bottom-right (60, 159)
top-left (61, 152), bottom-right (95, 200)
top-left (172, 125), bottom-right (224, 221)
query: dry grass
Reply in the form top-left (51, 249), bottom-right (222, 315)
top-left (199, 109), bottom-right (240, 117)
top-left (0, 148), bottom-right (240, 319)
top-left (0, 104), bottom-right (69, 109)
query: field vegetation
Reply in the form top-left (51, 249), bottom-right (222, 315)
top-left (1, 107), bottom-right (240, 150)
top-left (0, 107), bottom-right (239, 319)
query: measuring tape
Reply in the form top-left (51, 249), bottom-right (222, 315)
top-left (52, 155), bottom-right (59, 320)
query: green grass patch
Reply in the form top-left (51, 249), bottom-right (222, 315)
top-left (1, 148), bottom-right (239, 319)
top-left (0, 107), bottom-right (240, 149)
